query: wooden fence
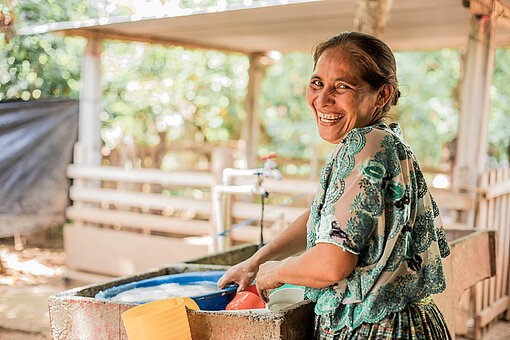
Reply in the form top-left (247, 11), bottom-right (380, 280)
top-left (471, 167), bottom-right (510, 339)
top-left (64, 162), bottom-right (312, 280)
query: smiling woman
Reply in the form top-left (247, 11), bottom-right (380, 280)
top-left (306, 33), bottom-right (399, 145)
top-left (218, 32), bottom-right (451, 340)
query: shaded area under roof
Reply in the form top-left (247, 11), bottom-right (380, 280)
top-left (18, 0), bottom-right (510, 53)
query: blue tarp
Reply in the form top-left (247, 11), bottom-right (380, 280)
top-left (0, 99), bottom-right (78, 237)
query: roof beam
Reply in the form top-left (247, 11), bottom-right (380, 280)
top-left (57, 29), bottom-right (249, 54)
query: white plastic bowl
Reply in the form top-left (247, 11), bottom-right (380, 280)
top-left (267, 287), bottom-right (305, 312)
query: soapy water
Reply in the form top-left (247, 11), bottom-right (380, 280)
top-left (110, 282), bottom-right (220, 303)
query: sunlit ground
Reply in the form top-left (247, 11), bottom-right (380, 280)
top-left (0, 246), bottom-right (65, 286)
top-left (0, 245), bottom-right (68, 339)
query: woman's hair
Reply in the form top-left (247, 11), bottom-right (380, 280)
top-left (312, 31), bottom-right (400, 115)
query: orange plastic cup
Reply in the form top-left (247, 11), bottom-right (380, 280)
top-left (225, 291), bottom-right (266, 310)
top-left (121, 297), bottom-right (199, 340)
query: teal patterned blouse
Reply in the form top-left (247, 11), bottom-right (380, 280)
top-left (304, 122), bottom-right (451, 331)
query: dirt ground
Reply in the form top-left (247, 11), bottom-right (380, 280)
top-left (0, 243), bottom-right (84, 340)
top-left (1, 240), bottom-right (510, 340)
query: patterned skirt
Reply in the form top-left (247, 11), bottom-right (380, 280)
top-left (314, 296), bottom-right (452, 340)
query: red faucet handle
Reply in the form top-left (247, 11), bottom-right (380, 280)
top-left (260, 153), bottom-right (277, 161)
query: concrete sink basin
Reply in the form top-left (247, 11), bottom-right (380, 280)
top-left (48, 230), bottom-right (495, 339)
top-left (48, 248), bottom-right (314, 340)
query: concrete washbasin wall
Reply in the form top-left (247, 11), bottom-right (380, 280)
top-left (48, 245), bottom-right (314, 340)
top-left (49, 230), bottom-right (495, 339)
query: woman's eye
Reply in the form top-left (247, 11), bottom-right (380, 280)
top-left (311, 79), bottom-right (322, 87)
top-left (336, 84), bottom-right (351, 90)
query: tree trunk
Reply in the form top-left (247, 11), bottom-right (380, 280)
top-left (155, 131), bottom-right (167, 169)
top-left (353, 0), bottom-right (393, 38)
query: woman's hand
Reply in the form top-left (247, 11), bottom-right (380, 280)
top-left (217, 258), bottom-right (259, 292)
top-left (255, 261), bottom-right (284, 303)
top-left (217, 209), bottom-right (309, 294)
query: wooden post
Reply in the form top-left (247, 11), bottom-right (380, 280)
top-left (453, 14), bottom-right (495, 340)
top-left (452, 15), bottom-right (495, 215)
top-left (72, 142), bottom-right (88, 228)
top-left (211, 147), bottom-right (234, 252)
top-left (241, 53), bottom-right (266, 169)
top-left (455, 291), bottom-right (471, 335)
top-left (353, 0), bottom-right (393, 38)
top-left (79, 37), bottom-right (103, 167)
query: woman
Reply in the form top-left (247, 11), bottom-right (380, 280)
top-left (218, 31), bottom-right (451, 339)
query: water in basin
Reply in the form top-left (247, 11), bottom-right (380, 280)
top-left (110, 282), bottom-right (219, 303)
top-left (95, 271), bottom-right (238, 310)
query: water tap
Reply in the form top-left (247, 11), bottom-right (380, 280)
top-left (260, 153), bottom-right (281, 180)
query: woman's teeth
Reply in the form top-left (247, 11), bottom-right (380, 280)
top-left (318, 112), bottom-right (343, 123)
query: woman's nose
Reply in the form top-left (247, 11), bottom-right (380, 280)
top-left (317, 88), bottom-right (334, 107)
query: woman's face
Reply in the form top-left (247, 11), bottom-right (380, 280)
top-left (306, 47), bottom-right (384, 144)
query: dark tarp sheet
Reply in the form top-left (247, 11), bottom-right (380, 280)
top-left (0, 99), bottom-right (78, 237)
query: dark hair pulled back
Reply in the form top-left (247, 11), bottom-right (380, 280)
top-left (312, 32), bottom-right (400, 115)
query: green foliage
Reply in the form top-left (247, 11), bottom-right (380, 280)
top-left (260, 53), bottom-right (320, 160)
top-left (0, 0), bottom-right (132, 102)
top-left (101, 43), bottom-right (249, 149)
top-left (14, 0), bottom-right (98, 25)
top-left (489, 49), bottom-right (510, 163)
top-left (0, 0), bottom-right (95, 101)
top-left (394, 50), bottom-right (462, 169)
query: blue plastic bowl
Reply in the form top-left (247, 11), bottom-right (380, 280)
top-left (95, 271), bottom-right (237, 311)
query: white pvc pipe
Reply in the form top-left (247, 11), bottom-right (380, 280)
top-left (220, 185), bottom-right (265, 195)
top-left (213, 185), bottom-right (226, 252)
top-left (222, 168), bottom-right (261, 185)
top-left (213, 166), bottom-right (282, 251)
top-left (212, 184), bottom-right (269, 251)
top-left (222, 168), bottom-right (281, 185)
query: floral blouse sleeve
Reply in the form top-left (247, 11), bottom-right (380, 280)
top-left (305, 123), bottom-right (451, 331)
top-left (314, 127), bottom-right (394, 255)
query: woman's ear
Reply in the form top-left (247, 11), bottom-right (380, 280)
top-left (375, 84), bottom-right (394, 108)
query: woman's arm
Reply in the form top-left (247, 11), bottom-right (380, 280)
top-left (255, 243), bottom-right (358, 302)
top-left (217, 208), bottom-right (310, 291)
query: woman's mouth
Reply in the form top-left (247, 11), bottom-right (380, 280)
top-left (318, 111), bottom-right (344, 125)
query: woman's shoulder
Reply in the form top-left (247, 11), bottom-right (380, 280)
top-left (341, 122), bottom-right (404, 157)
top-left (342, 122), bottom-right (402, 143)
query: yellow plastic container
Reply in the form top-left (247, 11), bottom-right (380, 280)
top-left (121, 297), bottom-right (199, 340)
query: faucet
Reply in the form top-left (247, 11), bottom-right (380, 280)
top-left (221, 153), bottom-right (281, 186)
top-left (212, 154), bottom-right (281, 252)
